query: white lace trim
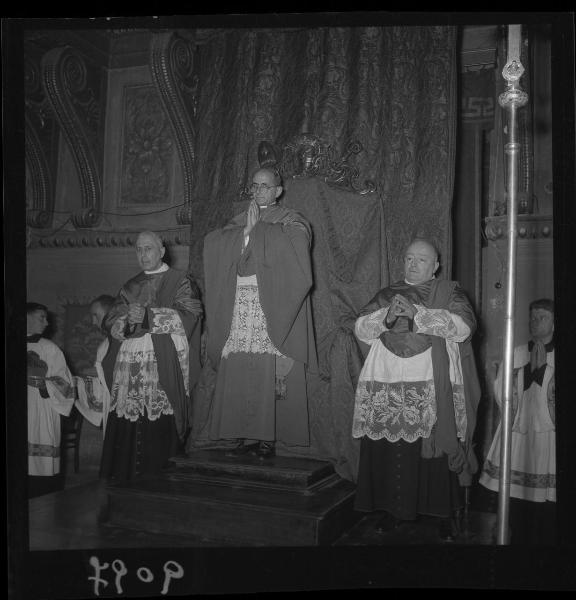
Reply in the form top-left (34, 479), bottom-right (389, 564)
top-left (221, 282), bottom-right (282, 358)
top-left (110, 333), bottom-right (189, 422)
top-left (414, 307), bottom-right (470, 342)
top-left (352, 379), bottom-right (437, 441)
top-left (352, 339), bottom-right (468, 442)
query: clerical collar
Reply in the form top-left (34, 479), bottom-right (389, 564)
top-left (404, 276), bottom-right (435, 286)
top-left (27, 334), bottom-right (42, 343)
top-left (259, 202), bottom-right (277, 209)
top-left (144, 262), bottom-right (169, 275)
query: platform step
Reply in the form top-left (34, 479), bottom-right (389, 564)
top-left (104, 452), bottom-right (359, 546)
top-left (168, 450), bottom-right (337, 493)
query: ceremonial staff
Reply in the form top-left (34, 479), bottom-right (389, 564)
top-left (496, 24), bottom-right (529, 545)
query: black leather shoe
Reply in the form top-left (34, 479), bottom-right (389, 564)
top-left (375, 513), bottom-right (403, 534)
top-left (439, 517), bottom-right (455, 542)
top-left (225, 441), bottom-right (258, 457)
top-left (256, 441), bottom-right (275, 458)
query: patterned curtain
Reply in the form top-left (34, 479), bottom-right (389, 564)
top-left (188, 25), bottom-right (457, 282)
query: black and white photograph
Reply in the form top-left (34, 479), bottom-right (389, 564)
top-left (4, 10), bottom-right (576, 597)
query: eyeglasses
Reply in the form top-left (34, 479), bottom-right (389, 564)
top-left (250, 182), bottom-right (277, 193)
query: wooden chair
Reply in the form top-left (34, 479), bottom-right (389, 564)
top-left (61, 406), bottom-right (83, 473)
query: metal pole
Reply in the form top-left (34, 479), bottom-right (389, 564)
top-left (496, 24), bottom-right (528, 546)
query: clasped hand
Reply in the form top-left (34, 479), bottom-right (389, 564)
top-left (244, 199), bottom-right (260, 236)
top-left (387, 294), bottom-right (416, 321)
top-left (127, 303), bottom-right (146, 325)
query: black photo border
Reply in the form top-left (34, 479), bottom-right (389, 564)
top-left (4, 10), bottom-right (576, 597)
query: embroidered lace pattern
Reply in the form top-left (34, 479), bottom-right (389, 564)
top-left (352, 379), bottom-right (437, 442)
top-left (28, 442), bottom-right (60, 457)
top-left (483, 460), bottom-right (556, 490)
top-left (110, 336), bottom-right (178, 422)
top-left (414, 307), bottom-right (459, 339)
top-left (355, 307), bottom-right (388, 342)
top-left (221, 283), bottom-right (282, 358)
top-left (151, 308), bottom-right (185, 335)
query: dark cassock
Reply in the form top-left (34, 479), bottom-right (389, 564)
top-left (204, 204), bottom-right (318, 447)
top-left (100, 263), bottom-right (203, 481)
top-left (352, 277), bottom-right (480, 521)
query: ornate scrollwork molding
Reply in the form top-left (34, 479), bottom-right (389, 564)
top-left (41, 46), bottom-right (102, 229)
top-left (26, 209), bottom-right (52, 229)
top-left (176, 202), bottom-right (194, 225)
top-left (25, 113), bottom-right (54, 228)
top-left (70, 208), bottom-right (101, 229)
top-left (27, 228), bottom-right (193, 249)
top-left (260, 133), bottom-right (376, 195)
top-left (150, 31), bottom-right (197, 225)
top-left (25, 55), bottom-right (56, 229)
top-left (484, 214), bottom-right (553, 241)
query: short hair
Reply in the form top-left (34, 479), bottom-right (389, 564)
top-left (91, 294), bottom-right (115, 312)
top-left (529, 298), bottom-right (554, 315)
top-left (252, 167), bottom-right (282, 187)
top-left (136, 230), bottom-right (164, 249)
top-left (405, 237), bottom-right (440, 262)
top-left (26, 302), bottom-right (47, 316)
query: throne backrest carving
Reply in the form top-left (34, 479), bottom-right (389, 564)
top-left (239, 133), bottom-right (376, 203)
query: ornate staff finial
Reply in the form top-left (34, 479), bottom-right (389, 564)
top-left (499, 24), bottom-right (528, 110)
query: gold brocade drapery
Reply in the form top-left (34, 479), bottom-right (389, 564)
top-left (188, 26), bottom-right (458, 283)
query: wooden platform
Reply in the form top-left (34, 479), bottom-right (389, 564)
top-left (103, 450), bottom-right (359, 546)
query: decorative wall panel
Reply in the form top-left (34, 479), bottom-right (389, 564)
top-left (102, 64), bottom-right (186, 234)
top-left (120, 84), bottom-right (175, 206)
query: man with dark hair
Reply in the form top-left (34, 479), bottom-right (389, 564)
top-left (27, 302), bottom-right (74, 496)
top-left (204, 167), bottom-right (318, 458)
top-left (480, 298), bottom-right (556, 544)
top-left (90, 295), bottom-right (115, 326)
top-left (100, 230), bottom-right (203, 482)
top-left (352, 238), bottom-right (481, 541)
